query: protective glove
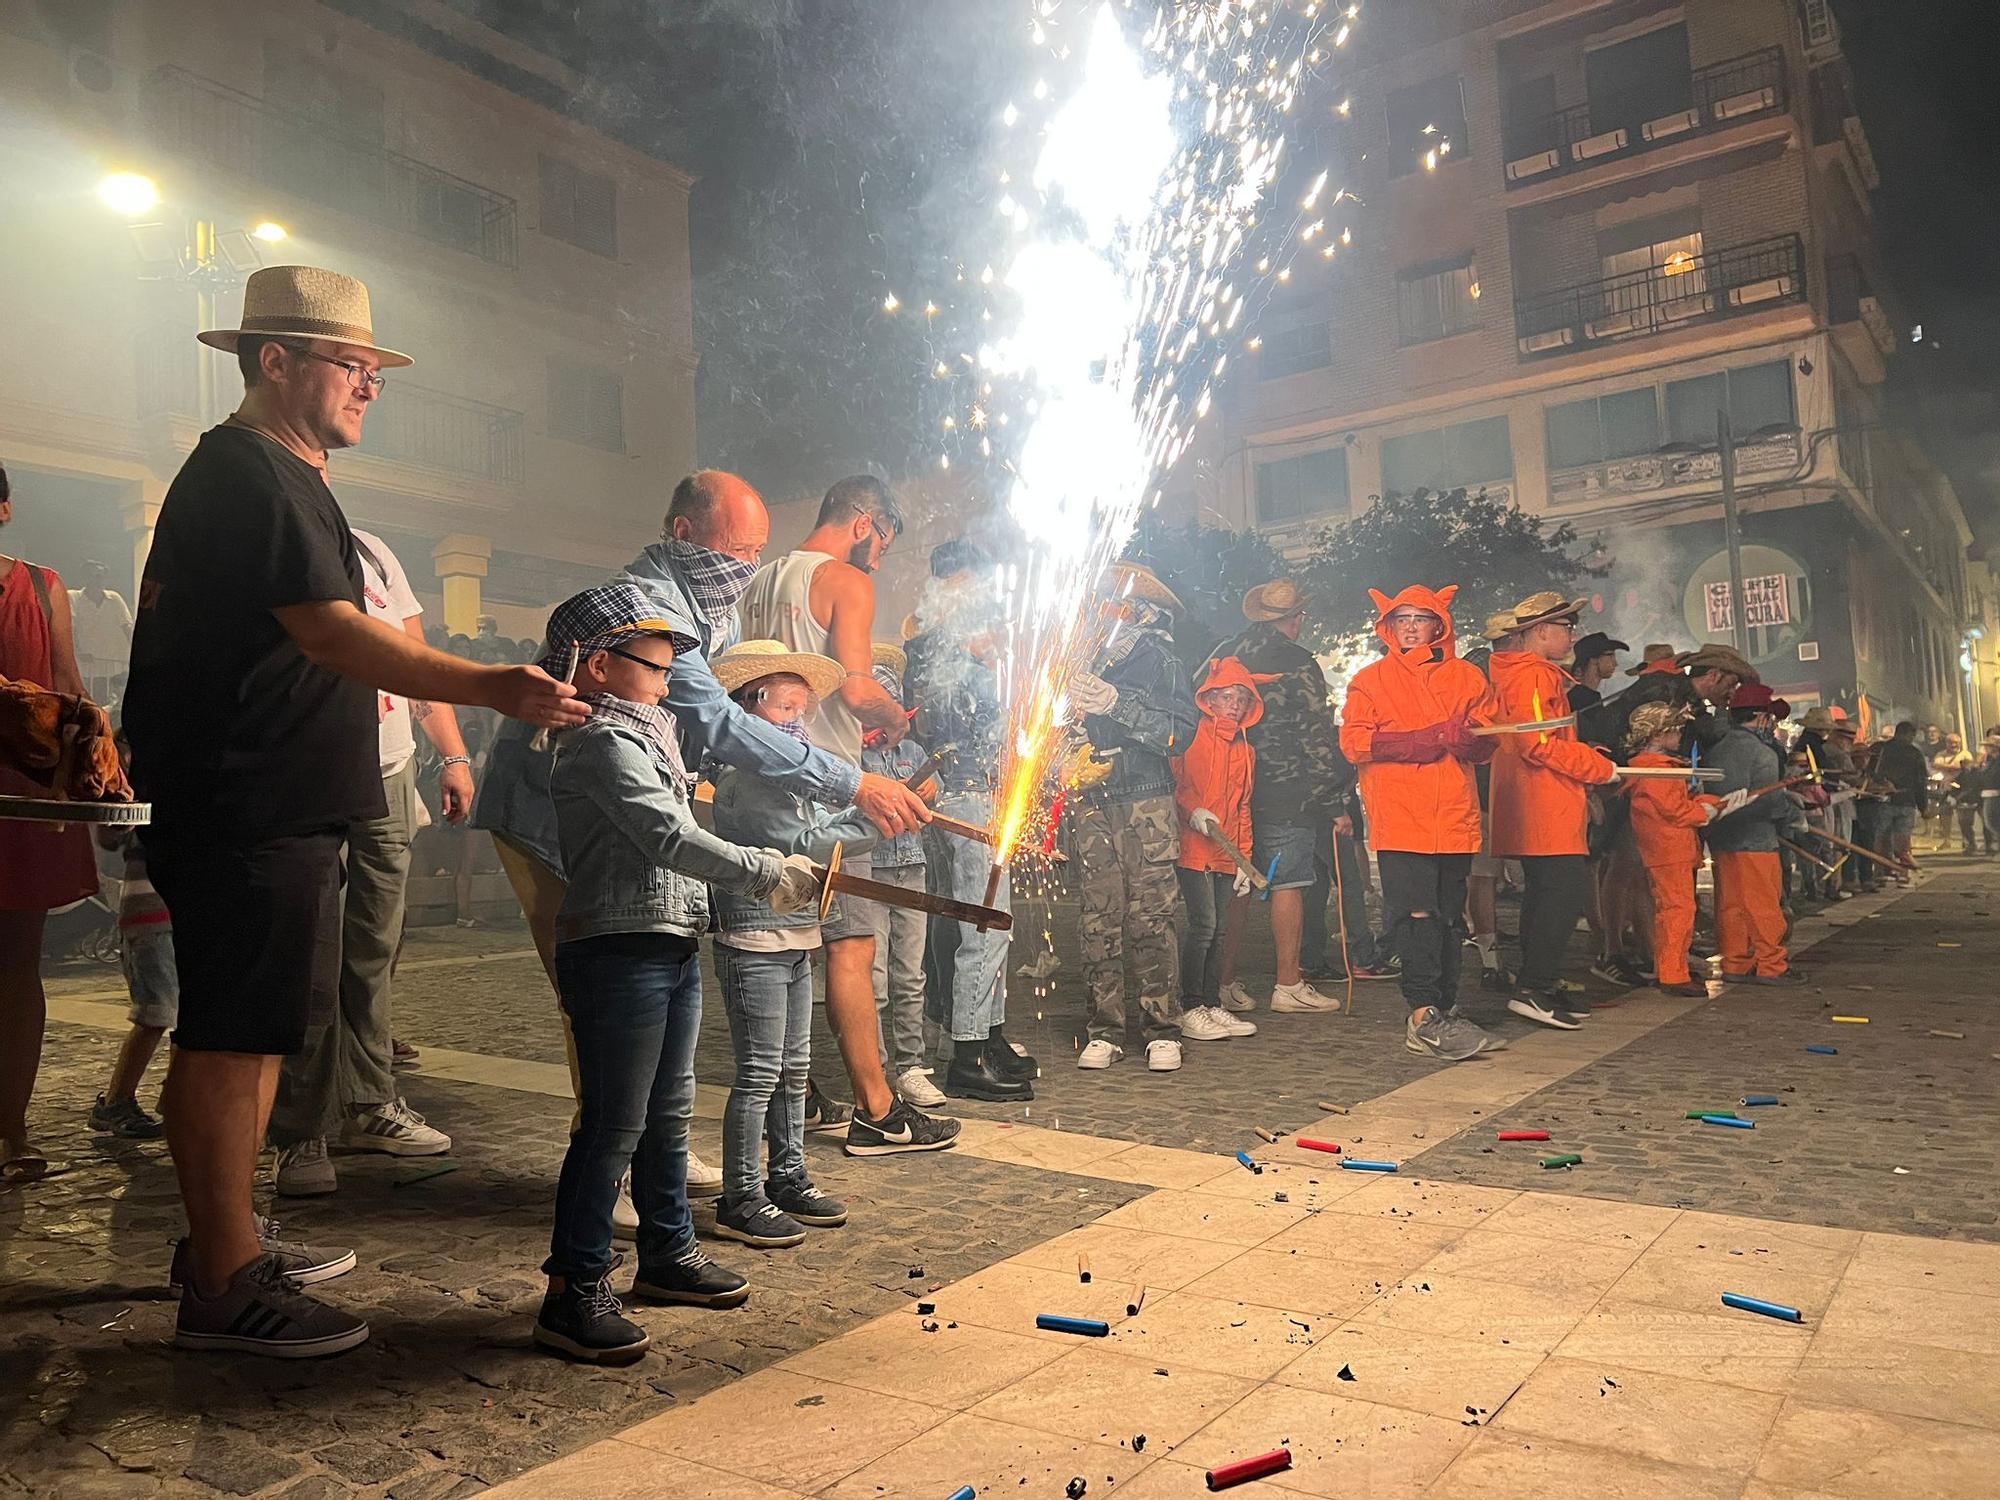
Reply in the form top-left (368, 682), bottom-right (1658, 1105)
top-left (1232, 868), bottom-right (1254, 897)
top-left (1717, 788), bottom-right (1750, 817)
top-left (767, 853), bottom-right (822, 916)
top-left (1188, 807), bottom-right (1222, 837)
top-left (1369, 724), bottom-right (1450, 764)
top-left (1069, 671), bottom-right (1119, 717)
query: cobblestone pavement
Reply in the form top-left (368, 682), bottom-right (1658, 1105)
top-left (11, 854), bottom-right (1995, 1497)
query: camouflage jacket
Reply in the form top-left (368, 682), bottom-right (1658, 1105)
top-left (1211, 623), bottom-right (1350, 823)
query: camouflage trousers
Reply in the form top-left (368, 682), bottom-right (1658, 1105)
top-left (1071, 794), bottom-right (1185, 1044)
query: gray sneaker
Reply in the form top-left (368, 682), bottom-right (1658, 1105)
top-left (174, 1253), bottom-right (369, 1358)
top-left (273, 1137), bottom-right (337, 1196)
top-left (1405, 1009), bottom-right (1490, 1062)
top-left (1446, 1008), bottom-right (1508, 1052)
top-left (169, 1215), bottom-right (356, 1291)
top-left (90, 1093), bottom-right (164, 1138)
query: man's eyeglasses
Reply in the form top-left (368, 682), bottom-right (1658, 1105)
top-left (602, 644), bottom-right (672, 678)
top-left (852, 507), bottom-right (895, 547)
top-left (288, 346), bottom-right (388, 396)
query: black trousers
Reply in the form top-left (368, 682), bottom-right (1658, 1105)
top-left (1516, 854), bottom-right (1590, 993)
top-left (1377, 852), bottom-right (1471, 1014)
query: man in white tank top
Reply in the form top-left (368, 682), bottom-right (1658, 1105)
top-left (741, 477), bottom-right (955, 1154)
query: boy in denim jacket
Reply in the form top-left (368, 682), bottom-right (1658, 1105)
top-left (708, 641), bottom-right (878, 1247)
top-left (537, 588), bottom-right (820, 1364)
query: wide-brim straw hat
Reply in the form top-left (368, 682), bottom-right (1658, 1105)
top-left (1801, 706), bottom-right (1835, 732)
top-left (1675, 643), bottom-right (1761, 685)
top-left (197, 265), bottom-right (413, 368)
top-left (1109, 562), bottom-right (1183, 615)
top-left (1493, 591), bottom-right (1588, 636)
top-left (1625, 642), bottom-right (1678, 676)
top-left (1242, 578), bottom-right (1312, 623)
top-left (712, 639), bottom-right (844, 702)
top-left (1626, 700), bottom-right (1693, 753)
top-left (871, 641), bottom-right (907, 679)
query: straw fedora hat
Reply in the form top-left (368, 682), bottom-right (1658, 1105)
top-left (1675, 642), bottom-right (1761, 685)
top-left (197, 265), bottom-right (413, 368)
top-left (1242, 578), bottom-right (1312, 623)
top-left (871, 640), bottom-right (907, 679)
top-left (1625, 642), bottom-right (1678, 676)
top-left (1108, 562), bottom-right (1183, 615)
top-left (1801, 706), bottom-right (1835, 733)
top-left (712, 639), bottom-right (844, 702)
top-left (1492, 590), bottom-right (1588, 636)
top-left (1483, 611), bottom-right (1518, 642)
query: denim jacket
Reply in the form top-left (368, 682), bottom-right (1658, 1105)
top-left (473, 544), bottom-right (863, 873)
top-left (550, 716), bottom-right (784, 944)
top-left (1082, 629), bottom-right (1199, 806)
top-left (709, 764), bottom-right (877, 934)
top-left (860, 739), bottom-right (929, 869)
top-left (906, 632), bottom-right (1001, 794)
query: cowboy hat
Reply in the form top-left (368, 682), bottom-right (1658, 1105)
top-left (1801, 706), bottom-right (1835, 733)
top-left (1675, 643), bottom-right (1761, 685)
top-left (871, 640), bottom-right (907, 679)
top-left (198, 265), bottom-right (413, 368)
top-left (712, 639), bottom-right (845, 703)
top-left (1110, 562), bottom-right (1183, 615)
top-left (1730, 681), bottom-right (1789, 717)
top-left (1242, 578), bottom-right (1311, 623)
top-left (1572, 631), bottom-right (1628, 666)
top-left (1625, 700), bottom-right (1693, 754)
top-left (1624, 642), bottom-right (1678, 676)
top-left (1493, 590), bottom-right (1588, 636)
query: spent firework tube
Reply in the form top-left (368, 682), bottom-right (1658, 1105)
top-left (1295, 1137), bottom-right (1342, 1154)
top-left (1700, 1114), bottom-right (1755, 1129)
top-left (1035, 1314), bottom-right (1109, 1337)
top-left (1541, 1154), bottom-right (1583, 1169)
top-left (1205, 1447), bottom-right (1293, 1491)
top-left (1235, 1150), bottom-right (1260, 1173)
top-left (1497, 1130), bottom-right (1550, 1142)
top-left (1340, 1158), bottom-right (1397, 1172)
top-left (1722, 1292), bottom-right (1803, 1323)
top-left (947, 1488), bottom-right (977, 1500)
top-left (1806, 1044), bottom-right (1838, 1055)
top-left (1741, 1095), bottom-right (1780, 1107)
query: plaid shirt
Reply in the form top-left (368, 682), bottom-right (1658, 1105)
top-left (577, 691), bottom-right (691, 790)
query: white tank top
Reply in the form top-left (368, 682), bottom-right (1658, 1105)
top-left (737, 549), bottom-right (865, 767)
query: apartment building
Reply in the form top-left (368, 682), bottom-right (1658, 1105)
top-left (1204, 0), bottom-right (1975, 733)
top-left (0, 0), bottom-right (696, 639)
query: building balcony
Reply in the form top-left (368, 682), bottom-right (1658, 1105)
top-left (1514, 234), bottom-right (1806, 360)
top-left (1826, 252), bottom-right (1896, 382)
top-left (1503, 46), bottom-right (1787, 189)
top-left (144, 65), bottom-right (519, 268)
top-left (1548, 431), bottom-right (1803, 510)
top-left (358, 383), bottom-right (525, 486)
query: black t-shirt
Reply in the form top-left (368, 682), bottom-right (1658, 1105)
top-left (125, 424), bottom-right (383, 841)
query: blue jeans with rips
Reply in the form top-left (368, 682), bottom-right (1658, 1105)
top-left (714, 944), bottom-right (812, 1208)
top-left (546, 933), bottom-right (702, 1283)
top-left (939, 789), bottom-right (1009, 1042)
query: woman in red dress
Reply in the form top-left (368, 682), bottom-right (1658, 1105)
top-left (0, 463), bottom-right (98, 1181)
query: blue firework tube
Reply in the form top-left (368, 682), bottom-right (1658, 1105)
top-left (1340, 1158), bottom-right (1398, 1172)
top-left (1700, 1114), bottom-right (1755, 1129)
top-left (1035, 1314), bottom-right (1110, 1337)
top-left (1722, 1292), bottom-right (1802, 1323)
top-left (1741, 1095), bottom-right (1780, 1107)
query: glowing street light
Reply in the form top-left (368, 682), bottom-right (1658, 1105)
top-left (98, 172), bottom-right (160, 216)
top-left (251, 220), bottom-right (289, 243)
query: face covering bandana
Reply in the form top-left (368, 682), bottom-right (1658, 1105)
top-left (665, 539), bottom-right (757, 631)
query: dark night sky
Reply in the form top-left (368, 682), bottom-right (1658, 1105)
top-left (432, 0), bottom-right (1998, 539)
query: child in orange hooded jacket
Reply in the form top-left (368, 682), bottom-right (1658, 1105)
top-left (1341, 585), bottom-right (1500, 1061)
top-left (1172, 657), bottom-right (1275, 1038)
top-left (1622, 701), bottom-right (1728, 994)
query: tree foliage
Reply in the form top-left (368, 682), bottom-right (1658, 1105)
top-left (1297, 487), bottom-right (1603, 651)
top-left (1123, 518), bottom-right (1287, 665)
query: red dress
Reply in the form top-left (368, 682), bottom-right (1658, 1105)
top-left (0, 558), bottom-right (99, 910)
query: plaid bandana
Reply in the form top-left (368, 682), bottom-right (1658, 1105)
top-left (580, 691), bottom-right (692, 789)
top-left (772, 715), bottom-right (814, 748)
top-left (665, 540), bottom-right (758, 634)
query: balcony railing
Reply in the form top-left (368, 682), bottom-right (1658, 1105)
top-left (1503, 46), bottom-right (1787, 187)
top-left (358, 382), bottom-right (525, 484)
top-left (145, 66), bottom-right (518, 267)
top-left (1827, 252), bottom-right (1897, 362)
top-left (1514, 234), bottom-right (1805, 358)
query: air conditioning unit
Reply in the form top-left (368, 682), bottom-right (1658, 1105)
top-left (1798, 640), bottom-right (1820, 662)
top-left (1802, 0), bottom-right (1841, 63)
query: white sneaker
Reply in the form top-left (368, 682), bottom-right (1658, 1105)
top-left (273, 1137), bottom-right (336, 1197)
top-left (686, 1150), bottom-right (723, 1199)
top-left (1219, 981), bottom-right (1257, 1013)
top-left (1269, 981), bottom-right (1342, 1013)
top-left (1179, 1006), bottom-right (1236, 1041)
top-left (1077, 1039), bottom-right (1123, 1070)
top-left (896, 1066), bottom-right (947, 1107)
top-left (613, 1171), bottom-right (639, 1243)
top-left (340, 1098), bottom-right (450, 1157)
top-left (1146, 1039), bottom-right (1183, 1072)
top-left (1210, 1006), bottom-right (1256, 1036)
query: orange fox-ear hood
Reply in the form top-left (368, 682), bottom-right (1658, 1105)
top-left (1372, 584), bottom-right (1459, 660)
top-left (1195, 654), bottom-right (1277, 733)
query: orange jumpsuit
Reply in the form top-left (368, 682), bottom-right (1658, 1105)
top-left (1625, 750), bottom-right (1719, 986)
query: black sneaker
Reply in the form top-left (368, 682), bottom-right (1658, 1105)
top-left (89, 1093), bottom-right (163, 1139)
top-left (804, 1078), bottom-right (852, 1135)
top-left (534, 1265), bottom-right (650, 1364)
top-left (1478, 964), bottom-right (1515, 993)
top-left (1743, 969), bottom-right (1808, 987)
top-left (170, 1214), bottom-right (356, 1291)
top-left (713, 1195), bottom-right (808, 1248)
top-left (1506, 991), bottom-right (1584, 1031)
top-left (766, 1178), bottom-right (847, 1227)
top-left (843, 1098), bottom-right (961, 1158)
top-left (987, 1024), bottom-right (1037, 1080)
top-left (174, 1253), bottom-right (369, 1358)
top-left (632, 1243), bottom-right (750, 1308)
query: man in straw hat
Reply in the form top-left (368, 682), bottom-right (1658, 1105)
top-left (1071, 562), bottom-right (1198, 1073)
top-left (125, 266), bottom-right (588, 1357)
top-left (1484, 591), bottom-right (1617, 1029)
top-left (1208, 577), bottom-right (1373, 1015)
top-left (1606, 641), bottom-right (1753, 759)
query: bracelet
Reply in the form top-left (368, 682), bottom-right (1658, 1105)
top-left (441, 755), bottom-right (472, 769)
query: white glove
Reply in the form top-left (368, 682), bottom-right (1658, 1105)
top-left (1189, 807), bottom-right (1221, 837)
top-left (1232, 868), bottom-right (1254, 897)
top-left (1070, 671), bottom-right (1118, 716)
top-left (1718, 788), bottom-right (1750, 817)
top-left (768, 853), bottom-right (821, 916)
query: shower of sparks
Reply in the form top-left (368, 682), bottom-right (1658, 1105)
top-left (895, 0), bottom-right (1358, 865)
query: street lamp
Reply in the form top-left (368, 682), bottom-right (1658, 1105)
top-left (97, 172), bottom-right (161, 216)
top-left (251, 220), bottom-right (289, 243)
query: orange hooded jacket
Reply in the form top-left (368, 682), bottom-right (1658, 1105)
top-left (1487, 648), bottom-right (1617, 856)
top-left (1339, 585), bottom-right (1497, 855)
top-left (1625, 749), bottom-right (1720, 869)
top-left (1172, 656), bottom-right (1274, 873)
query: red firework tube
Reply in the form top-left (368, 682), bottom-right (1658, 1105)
top-left (1042, 790), bottom-right (1068, 854)
top-left (1295, 1137), bottom-right (1341, 1154)
top-left (1497, 1130), bottom-right (1551, 1142)
top-left (1206, 1447), bottom-right (1293, 1490)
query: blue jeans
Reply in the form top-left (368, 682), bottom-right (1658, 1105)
top-left (939, 790), bottom-right (1009, 1042)
top-left (714, 944), bottom-right (812, 1207)
top-left (1176, 867), bottom-right (1232, 1006)
top-left (546, 933), bottom-right (702, 1283)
